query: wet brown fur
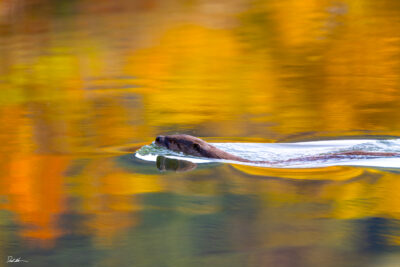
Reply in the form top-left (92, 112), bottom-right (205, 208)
top-left (155, 134), bottom-right (250, 162)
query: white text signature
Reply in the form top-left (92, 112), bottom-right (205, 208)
top-left (7, 256), bottom-right (29, 263)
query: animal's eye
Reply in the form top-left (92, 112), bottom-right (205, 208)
top-left (193, 143), bottom-right (201, 152)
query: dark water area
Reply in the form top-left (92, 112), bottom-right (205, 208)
top-left (1, 0), bottom-right (400, 266)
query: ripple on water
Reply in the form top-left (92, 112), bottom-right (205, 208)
top-left (134, 137), bottom-right (400, 170)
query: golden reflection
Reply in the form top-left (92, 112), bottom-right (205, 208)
top-left (326, 170), bottom-right (400, 220)
top-left (65, 157), bottom-right (165, 245)
top-left (0, 0), bottom-right (400, 255)
top-left (228, 165), bottom-right (400, 221)
top-left (266, 0), bottom-right (331, 47)
top-left (231, 164), bottom-right (364, 181)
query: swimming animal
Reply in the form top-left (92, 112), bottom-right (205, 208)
top-left (155, 134), bottom-right (399, 163)
top-left (155, 134), bottom-right (249, 162)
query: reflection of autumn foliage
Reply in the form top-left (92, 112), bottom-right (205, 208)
top-left (4, 155), bottom-right (68, 246)
top-left (2, 0), bottom-right (400, 137)
top-left (229, 165), bottom-right (400, 228)
top-left (67, 158), bottom-right (164, 245)
top-left (1, 0), bottom-right (400, 250)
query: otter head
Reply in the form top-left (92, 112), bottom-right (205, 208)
top-left (155, 134), bottom-right (210, 157)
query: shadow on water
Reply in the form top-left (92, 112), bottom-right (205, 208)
top-left (354, 217), bottom-right (400, 253)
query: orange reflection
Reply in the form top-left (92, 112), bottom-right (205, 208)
top-left (5, 154), bottom-right (69, 247)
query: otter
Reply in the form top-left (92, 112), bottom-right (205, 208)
top-left (154, 134), bottom-right (399, 164)
top-left (155, 134), bottom-right (249, 162)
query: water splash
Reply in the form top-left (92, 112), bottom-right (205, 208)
top-left (135, 139), bottom-right (400, 168)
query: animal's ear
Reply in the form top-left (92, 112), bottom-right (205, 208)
top-left (193, 143), bottom-right (201, 152)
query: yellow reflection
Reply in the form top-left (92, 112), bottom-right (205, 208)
top-left (66, 158), bottom-right (165, 245)
top-left (326, 170), bottom-right (400, 220)
top-left (0, 0), bottom-right (400, 251)
top-left (268, 0), bottom-right (330, 46)
top-left (232, 164), bottom-right (363, 181)
top-left (101, 172), bottom-right (163, 195)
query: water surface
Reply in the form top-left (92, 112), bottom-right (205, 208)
top-left (1, 0), bottom-right (400, 266)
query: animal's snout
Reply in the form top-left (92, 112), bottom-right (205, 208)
top-left (155, 135), bottom-right (165, 145)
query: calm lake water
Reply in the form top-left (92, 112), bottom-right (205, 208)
top-left (1, 0), bottom-right (400, 266)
